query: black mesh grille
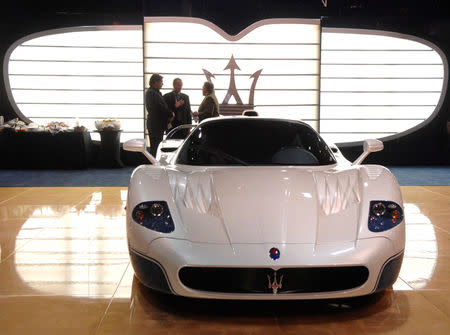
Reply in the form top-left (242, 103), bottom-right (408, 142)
top-left (179, 266), bottom-right (369, 294)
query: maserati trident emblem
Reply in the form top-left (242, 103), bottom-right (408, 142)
top-left (202, 55), bottom-right (262, 115)
top-left (267, 271), bottom-right (283, 294)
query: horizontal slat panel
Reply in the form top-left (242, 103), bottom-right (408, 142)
top-left (145, 74), bottom-right (319, 90)
top-left (153, 89), bottom-right (319, 106)
top-left (321, 50), bottom-right (441, 64)
top-left (321, 92), bottom-right (441, 105)
top-left (17, 104), bottom-right (143, 118)
top-left (321, 64), bottom-right (443, 78)
top-left (320, 119), bottom-right (422, 133)
top-left (9, 61), bottom-right (143, 76)
top-left (321, 32), bottom-right (430, 50)
top-left (145, 43), bottom-right (319, 59)
top-left (321, 78), bottom-right (443, 92)
top-left (24, 30), bottom-right (142, 48)
top-left (11, 46), bottom-right (142, 62)
top-left (12, 90), bottom-right (142, 104)
top-left (10, 75), bottom-right (143, 90)
top-left (320, 106), bottom-right (435, 120)
top-left (298, 120), bottom-right (318, 129)
top-left (145, 59), bottom-right (319, 75)
top-left (321, 133), bottom-right (396, 144)
top-left (252, 106), bottom-right (318, 119)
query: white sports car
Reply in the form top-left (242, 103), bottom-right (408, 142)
top-left (124, 117), bottom-right (405, 300)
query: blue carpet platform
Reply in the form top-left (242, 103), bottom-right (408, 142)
top-left (0, 167), bottom-right (135, 187)
top-left (388, 166), bottom-right (450, 186)
top-left (0, 166), bottom-right (448, 187)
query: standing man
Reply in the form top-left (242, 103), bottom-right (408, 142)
top-left (163, 78), bottom-right (192, 138)
top-left (145, 74), bottom-right (174, 157)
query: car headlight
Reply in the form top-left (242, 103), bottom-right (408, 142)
top-left (368, 201), bottom-right (404, 232)
top-left (131, 201), bottom-right (174, 233)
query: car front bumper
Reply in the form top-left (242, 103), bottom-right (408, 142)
top-left (130, 237), bottom-right (403, 300)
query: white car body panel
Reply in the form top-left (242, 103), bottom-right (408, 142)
top-left (126, 117), bottom-right (405, 299)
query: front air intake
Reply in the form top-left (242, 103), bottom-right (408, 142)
top-left (179, 266), bottom-right (369, 294)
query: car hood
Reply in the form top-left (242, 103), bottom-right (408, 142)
top-left (167, 167), bottom-right (361, 244)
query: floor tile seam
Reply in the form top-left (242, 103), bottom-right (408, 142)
top-left (93, 261), bottom-right (130, 335)
top-left (0, 227), bottom-right (48, 264)
top-left (421, 186), bottom-right (450, 199)
top-left (432, 225), bottom-right (450, 235)
top-left (396, 276), bottom-right (415, 291)
top-left (416, 289), bottom-right (450, 320)
top-left (0, 217), bottom-right (51, 264)
top-left (0, 187), bottom-right (33, 206)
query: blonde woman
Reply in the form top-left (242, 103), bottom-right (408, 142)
top-left (197, 82), bottom-right (220, 122)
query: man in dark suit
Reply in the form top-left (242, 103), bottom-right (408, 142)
top-left (163, 78), bottom-right (192, 138)
top-left (145, 74), bottom-right (174, 157)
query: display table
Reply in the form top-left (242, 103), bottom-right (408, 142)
top-left (0, 130), bottom-right (92, 169)
top-left (96, 130), bottom-right (124, 168)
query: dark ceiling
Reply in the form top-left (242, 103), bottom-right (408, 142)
top-left (0, 0), bottom-right (447, 44)
top-left (2, 1), bottom-right (449, 24)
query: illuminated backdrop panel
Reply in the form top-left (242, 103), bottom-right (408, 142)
top-left (5, 26), bottom-right (143, 142)
top-left (320, 28), bottom-right (446, 143)
top-left (144, 18), bottom-right (321, 130)
top-left (3, 20), bottom-right (447, 145)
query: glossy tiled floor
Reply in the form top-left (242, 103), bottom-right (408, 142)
top-left (0, 186), bottom-right (449, 334)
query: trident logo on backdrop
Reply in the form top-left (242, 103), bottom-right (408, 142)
top-left (203, 55), bottom-right (262, 115)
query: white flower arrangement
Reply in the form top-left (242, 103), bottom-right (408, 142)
top-left (95, 119), bottom-right (121, 131)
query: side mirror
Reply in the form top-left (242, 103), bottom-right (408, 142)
top-left (123, 139), bottom-right (159, 165)
top-left (352, 139), bottom-right (383, 165)
top-left (166, 124), bottom-right (196, 140)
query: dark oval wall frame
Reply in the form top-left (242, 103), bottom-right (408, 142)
top-left (3, 19), bottom-right (448, 164)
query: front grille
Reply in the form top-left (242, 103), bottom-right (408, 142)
top-left (179, 266), bottom-right (369, 294)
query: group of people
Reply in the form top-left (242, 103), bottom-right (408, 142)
top-left (145, 74), bottom-right (220, 156)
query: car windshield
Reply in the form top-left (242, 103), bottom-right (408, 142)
top-left (176, 119), bottom-right (336, 166)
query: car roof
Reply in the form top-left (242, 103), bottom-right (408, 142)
top-left (199, 116), bottom-right (311, 126)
